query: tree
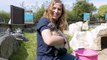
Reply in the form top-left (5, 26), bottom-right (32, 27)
top-left (67, 0), bottom-right (96, 23)
top-left (98, 5), bottom-right (107, 20)
top-left (0, 11), bottom-right (10, 23)
top-left (34, 5), bottom-right (45, 22)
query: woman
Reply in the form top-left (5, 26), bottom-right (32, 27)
top-left (36, 0), bottom-right (79, 60)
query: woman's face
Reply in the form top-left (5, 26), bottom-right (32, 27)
top-left (52, 3), bottom-right (62, 21)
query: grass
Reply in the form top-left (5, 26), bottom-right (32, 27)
top-left (9, 31), bottom-right (73, 60)
top-left (66, 34), bottom-right (73, 53)
top-left (9, 32), bottom-right (37, 60)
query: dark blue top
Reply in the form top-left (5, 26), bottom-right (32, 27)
top-left (36, 17), bottom-right (56, 56)
top-left (36, 17), bottom-right (79, 60)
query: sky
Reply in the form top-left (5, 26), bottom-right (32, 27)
top-left (0, 0), bottom-right (107, 12)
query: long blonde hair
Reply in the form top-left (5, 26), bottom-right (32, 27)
top-left (43, 0), bottom-right (68, 32)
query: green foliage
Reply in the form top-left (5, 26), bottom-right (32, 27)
top-left (34, 5), bottom-right (45, 22)
top-left (0, 11), bottom-right (10, 23)
top-left (67, 0), bottom-right (96, 23)
top-left (65, 33), bottom-right (73, 53)
top-left (98, 5), bottom-right (107, 20)
top-left (9, 32), bottom-right (36, 60)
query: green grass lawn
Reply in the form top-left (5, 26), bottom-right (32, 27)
top-left (9, 32), bottom-right (37, 60)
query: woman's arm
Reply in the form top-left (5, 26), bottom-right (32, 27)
top-left (41, 29), bottom-right (65, 46)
